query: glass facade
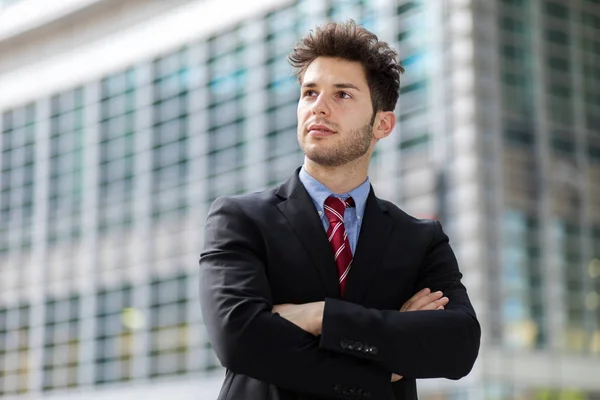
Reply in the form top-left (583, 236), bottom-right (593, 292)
top-left (148, 274), bottom-right (188, 378)
top-left (0, 304), bottom-right (30, 396)
top-left (48, 89), bottom-right (85, 246)
top-left (497, 0), bottom-right (600, 358)
top-left (94, 285), bottom-right (133, 384)
top-left (396, 1), bottom-right (430, 153)
top-left (42, 295), bottom-right (80, 391)
top-left (205, 28), bottom-right (249, 200)
top-left (152, 50), bottom-right (189, 220)
top-left (1, 104), bottom-right (35, 255)
top-left (0, 0), bottom-right (599, 398)
top-left (98, 69), bottom-right (136, 235)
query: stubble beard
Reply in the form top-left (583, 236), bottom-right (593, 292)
top-left (300, 123), bottom-right (373, 168)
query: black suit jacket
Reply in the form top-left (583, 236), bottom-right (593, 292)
top-left (199, 168), bottom-right (480, 400)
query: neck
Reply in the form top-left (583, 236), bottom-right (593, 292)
top-left (304, 156), bottom-right (369, 194)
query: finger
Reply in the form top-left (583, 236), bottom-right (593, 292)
top-left (400, 288), bottom-right (431, 311)
top-left (419, 297), bottom-right (449, 311)
top-left (272, 304), bottom-right (293, 313)
top-left (436, 306), bottom-right (445, 310)
top-left (402, 288), bottom-right (430, 307)
top-left (406, 291), bottom-right (444, 311)
top-left (418, 296), bottom-right (449, 311)
top-left (406, 292), bottom-right (445, 312)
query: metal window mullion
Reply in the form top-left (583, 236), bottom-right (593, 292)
top-left (531, 0), bottom-right (564, 354)
top-left (0, 111), bottom-right (6, 264)
top-left (242, 28), bottom-right (269, 193)
top-left (432, 0), bottom-right (453, 225)
top-left (28, 97), bottom-right (51, 395)
top-left (76, 81), bottom-right (101, 388)
top-left (186, 41), bottom-right (210, 374)
top-left (569, 0), bottom-right (596, 347)
top-left (130, 62), bottom-right (154, 382)
top-left (373, 0), bottom-right (402, 204)
top-left (482, 0), bottom-right (507, 350)
top-left (6, 109), bottom-right (24, 296)
top-left (444, 2), bottom-right (485, 399)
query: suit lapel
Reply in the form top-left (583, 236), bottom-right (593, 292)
top-left (275, 169), bottom-right (341, 298)
top-left (343, 189), bottom-right (394, 303)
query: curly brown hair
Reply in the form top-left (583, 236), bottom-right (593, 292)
top-left (288, 19), bottom-right (404, 113)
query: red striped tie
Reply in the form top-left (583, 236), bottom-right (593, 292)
top-left (324, 196), bottom-right (355, 297)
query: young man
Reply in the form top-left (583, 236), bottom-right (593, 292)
top-left (200, 20), bottom-right (480, 400)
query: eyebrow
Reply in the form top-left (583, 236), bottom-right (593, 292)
top-left (302, 82), bottom-right (361, 91)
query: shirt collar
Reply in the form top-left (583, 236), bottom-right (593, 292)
top-left (298, 165), bottom-right (370, 219)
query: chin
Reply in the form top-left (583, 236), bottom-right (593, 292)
top-left (304, 143), bottom-right (332, 156)
top-left (304, 151), bottom-right (340, 166)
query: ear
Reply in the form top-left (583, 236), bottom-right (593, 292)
top-left (373, 111), bottom-right (396, 140)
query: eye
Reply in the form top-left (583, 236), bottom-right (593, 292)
top-left (303, 89), bottom-right (317, 97)
top-left (337, 91), bottom-right (351, 99)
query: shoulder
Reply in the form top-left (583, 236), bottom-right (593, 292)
top-left (377, 198), bottom-right (444, 241)
top-left (377, 198), bottom-right (432, 225)
top-left (208, 187), bottom-right (279, 216)
top-left (203, 188), bottom-right (279, 244)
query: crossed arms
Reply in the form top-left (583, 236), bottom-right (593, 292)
top-left (272, 288), bottom-right (450, 383)
top-left (199, 197), bottom-right (481, 399)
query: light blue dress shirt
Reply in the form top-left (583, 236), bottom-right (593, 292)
top-left (298, 166), bottom-right (370, 255)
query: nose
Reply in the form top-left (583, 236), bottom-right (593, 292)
top-left (311, 93), bottom-right (330, 116)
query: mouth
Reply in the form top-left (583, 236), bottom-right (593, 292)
top-left (308, 124), bottom-right (336, 136)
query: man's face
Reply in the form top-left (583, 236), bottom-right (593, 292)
top-left (296, 56), bottom-right (376, 167)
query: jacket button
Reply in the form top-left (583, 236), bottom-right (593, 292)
top-left (370, 346), bottom-right (378, 355)
top-left (349, 388), bottom-right (357, 396)
top-left (354, 342), bottom-right (363, 351)
top-left (364, 391), bottom-right (372, 398)
top-left (334, 384), bottom-right (342, 393)
top-left (340, 340), bottom-right (348, 349)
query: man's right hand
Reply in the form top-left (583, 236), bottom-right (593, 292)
top-left (391, 288), bottom-right (449, 382)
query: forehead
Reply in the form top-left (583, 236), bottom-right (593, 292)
top-left (301, 57), bottom-right (368, 88)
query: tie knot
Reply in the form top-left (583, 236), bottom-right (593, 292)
top-left (323, 196), bottom-right (354, 224)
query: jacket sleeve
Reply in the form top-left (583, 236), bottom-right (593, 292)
top-left (199, 197), bottom-right (393, 399)
top-left (318, 220), bottom-right (481, 380)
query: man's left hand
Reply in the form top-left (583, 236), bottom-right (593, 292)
top-left (272, 302), bottom-right (325, 336)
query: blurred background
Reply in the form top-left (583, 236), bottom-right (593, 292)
top-left (0, 0), bottom-right (599, 399)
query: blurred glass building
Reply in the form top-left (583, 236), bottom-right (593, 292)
top-left (0, 0), bottom-right (599, 399)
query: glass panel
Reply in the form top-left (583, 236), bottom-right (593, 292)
top-left (48, 88), bottom-right (85, 246)
top-left (152, 48), bottom-right (189, 220)
top-left (94, 285), bottom-right (133, 384)
top-left (42, 296), bottom-right (79, 391)
top-left (148, 274), bottom-right (188, 378)
top-left (0, 104), bottom-right (36, 253)
top-left (502, 210), bottom-right (545, 349)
